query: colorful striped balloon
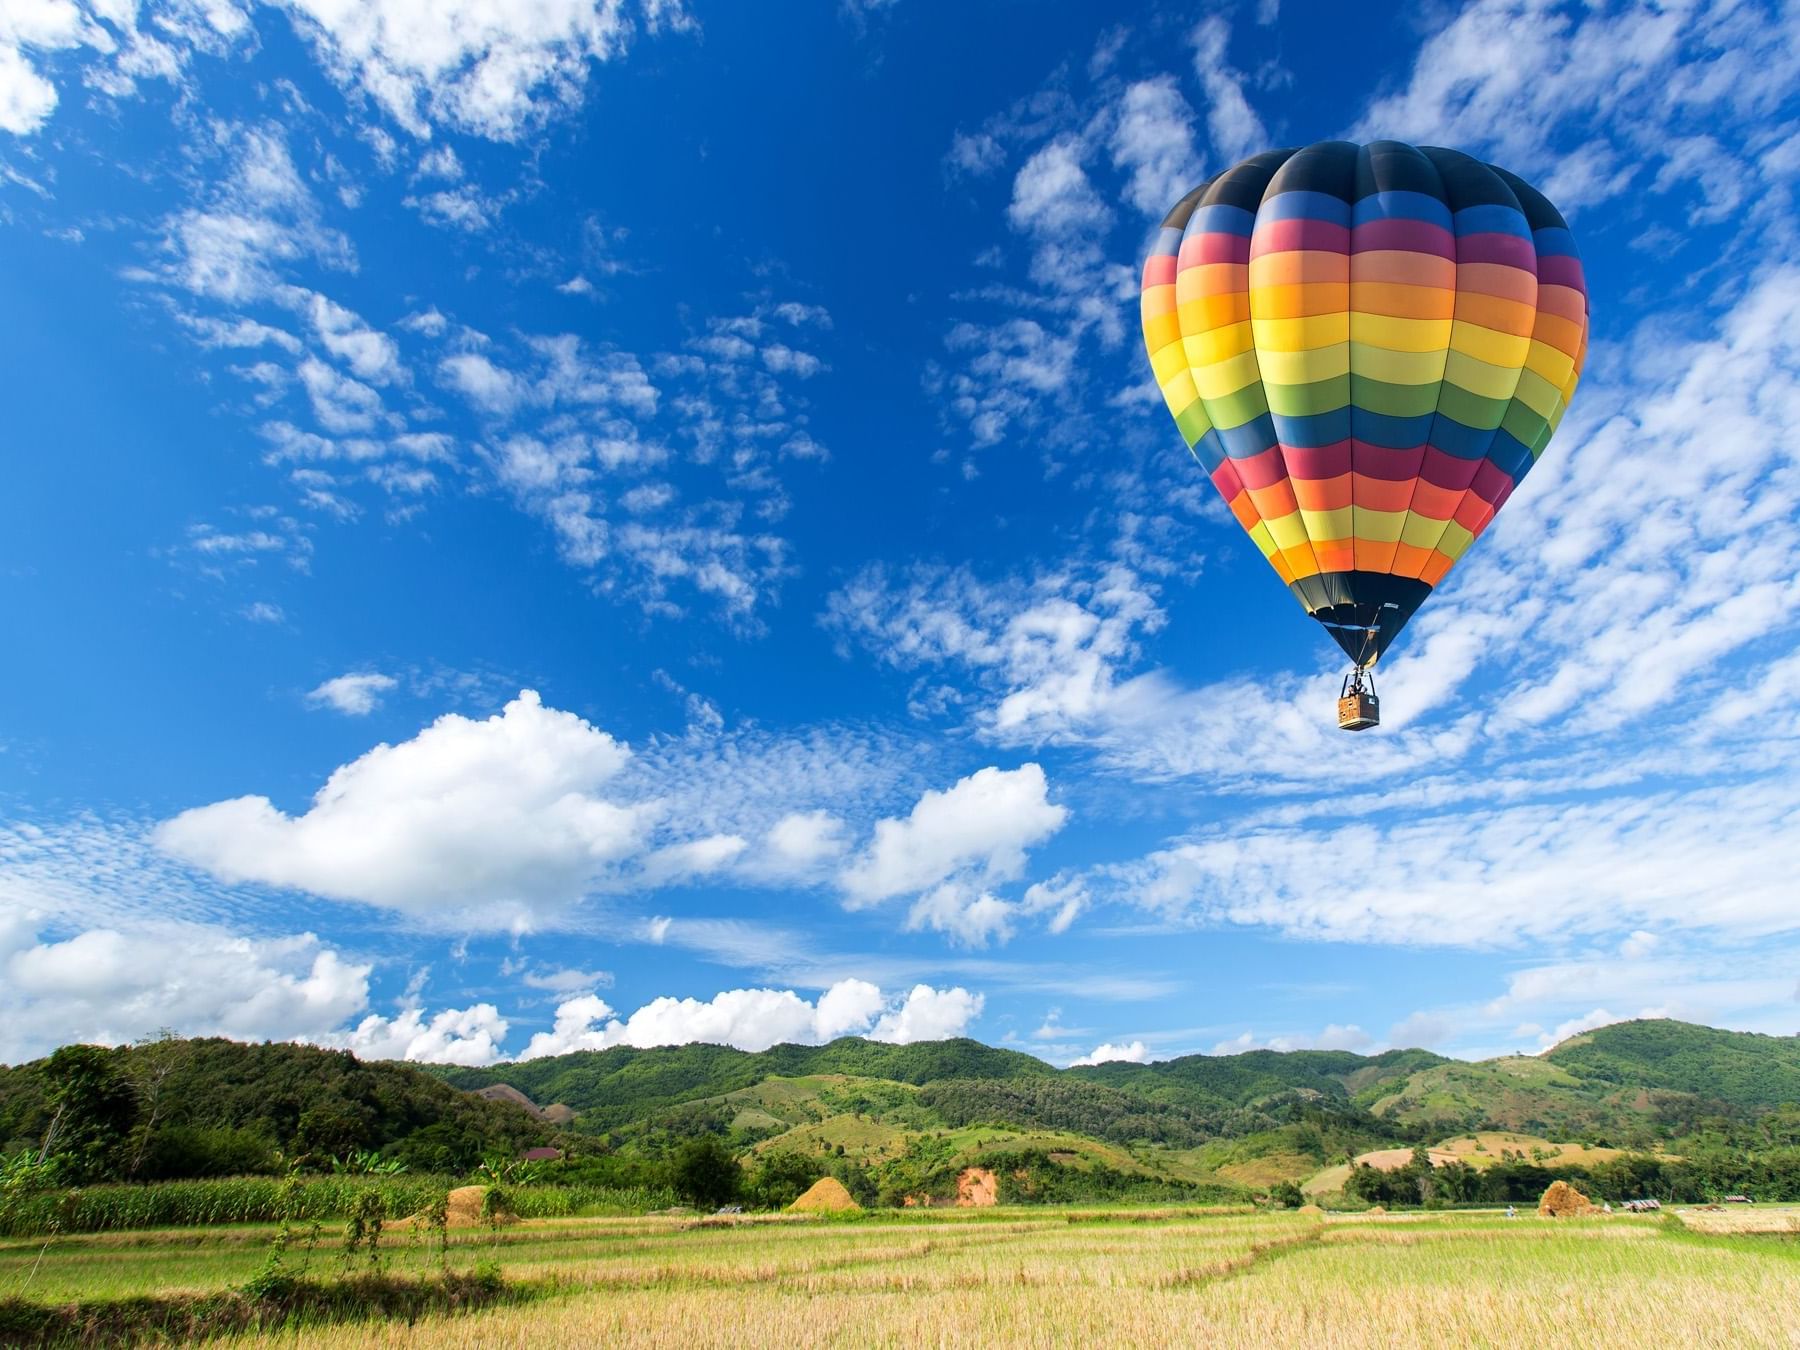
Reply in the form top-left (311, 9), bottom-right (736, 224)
top-left (1141, 140), bottom-right (1588, 666)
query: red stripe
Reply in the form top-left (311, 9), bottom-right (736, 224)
top-left (1350, 443), bottom-right (1426, 481)
top-left (1231, 445), bottom-right (1290, 490)
top-left (1420, 447), bottom-right (1481, 491)
top-left (1455, 232), bottom-right (1538, 271)
top-left (1180, 232), bottom-right (1250, 266)
top-left (1142, 255), bottom-right (1177, 287)
top-left (1249, 218), bottom-right (1350, 259)
top-left (1349, 218), bottom-right (1455, 258)
top-left (1281, 440), bottom-right (1352, 479)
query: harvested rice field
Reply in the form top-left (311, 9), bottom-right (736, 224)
top-left (7, 1205), bottom-right (1799, 1348)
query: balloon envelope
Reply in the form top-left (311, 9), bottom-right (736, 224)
top-left (1140, 140), bottom-right (1589, 664)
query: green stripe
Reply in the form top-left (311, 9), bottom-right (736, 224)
top-left (1174, 398), bottom-right (1212, 447)
top-left (1204, 382), bottom-right (1269, 429)
top-left (1435, 383), bottom-right (1508, 431)
top-left (1265, 374), bottom-right (1349, 417)
top-left (1350, 376), bottom-right (1440, 418)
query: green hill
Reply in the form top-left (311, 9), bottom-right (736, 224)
top-left (5, 1018), bottom-right (1795, 1205)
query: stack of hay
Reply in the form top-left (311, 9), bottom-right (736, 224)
top-left (1537, 1180), bottom-right (1596, 1218)
top-left (787, 1177), bottom-right (860, 1214)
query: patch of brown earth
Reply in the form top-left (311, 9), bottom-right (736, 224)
top-left (957, 1167), bottom-right (998, 1207)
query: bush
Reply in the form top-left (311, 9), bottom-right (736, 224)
top-left (136, 1127), bottom-right (280, 1180)
top-left (672, 1137), bottom-right (741, 1209)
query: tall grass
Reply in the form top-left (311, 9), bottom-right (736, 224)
top-left (0, 1177), bottom-right (678, 1237)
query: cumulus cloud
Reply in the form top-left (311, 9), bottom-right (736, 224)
top-left (307, 671), bottom-right (398, 715)
top-left (1071, 1039), bottom-right (1149, 1066)
top-left (1108, 77), bottom-right (1201, 217)
top-left (155, 690), bottom-right (644, 927)
top-left (839, 763), bottom-right (1068, 906)
top-left (339, 1002), bottom-right (509, 1066)
top-left (518, 978), bottom-right (982, 1058)
top-left (0, 913), bottom-right (369, 1063)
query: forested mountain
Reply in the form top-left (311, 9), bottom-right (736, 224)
top-left (3, 1020), bottom-right (1795, 1203)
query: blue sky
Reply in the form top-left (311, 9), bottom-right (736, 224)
top-left (2, 0), bottom-right (1797, 1068)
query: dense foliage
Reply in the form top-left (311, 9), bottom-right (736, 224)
top-left (428, 1038), bottom-right (1053, 1131)
top-left (919, 1077), bottom-right (1226, 1146)
top-left (0, 1038), bottom-right (549, 1182)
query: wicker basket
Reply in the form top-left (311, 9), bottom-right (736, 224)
top-left (1337, 691), bottom-right (1380, 731)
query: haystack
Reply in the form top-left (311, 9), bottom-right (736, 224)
top-left (1367, 1205), bottom-right (1387, 1215)
top-left (788, 1177), bottom-right (860, 1213)
top-left (1538, 1180), bottom-right (1595, 1218)
top-left (1297, 1204), bottom-right (1325, 1217)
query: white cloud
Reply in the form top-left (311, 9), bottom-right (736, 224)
top-left (1189, 16), bottom-right (1268, 165)
top-left (306, 671), bottom-right (398, 716)
top-left (1071, 1039), bottom-right (1149, 1066)
top-left (275, 0), bottom-right (692, 141)
top-left (0, 914), bottom-right (369, 1063)
top-left (839, 763), bottom-right (1067, 906)
top-left (154, 690), bottom-right (644, 927)
top-left (518, 978), bottom-right (981, 1058)
top-left (1108, 77), bottom-right (1201, 217)
top-left (339, 1002), bottom-right (509, 1066)
top-left (1211, 1024), bottom-right (1372, 1056)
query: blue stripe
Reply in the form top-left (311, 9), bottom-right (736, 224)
top-left (1217, 414), bottom-right (1279, 460)
top-left (1427, 415), bottom-right (1499, 460)
top-left (1271, 407), bottom-right (1351, 447)
top-left (1257, 190), bottom-right (1352, 227)
top-left (1186, 204), bottom-right (1256, 238)
top-left (1152, 226), bottom-right (1185, 257)
top-left (1190, 428), bottom-right (1227, 474)
top-left (1348, 409), bottom-right (1436, 449)
top-left (1486, 431), bottom-right (1532, 480)
top-left (1351, 190), bottom-right (1451, 229)
top-left (1531, 226), bottom-right (1578, 257)
top-left (1453, 203), bottom-right (1531, 238)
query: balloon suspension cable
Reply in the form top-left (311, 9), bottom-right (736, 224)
top-left (1336, 621), bottom-right (1383, 731)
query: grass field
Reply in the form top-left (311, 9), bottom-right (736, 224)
top-left (4, 1206), bottom-right (1798, 1347)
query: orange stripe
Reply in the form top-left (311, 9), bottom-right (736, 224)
top-left (1453, 291), bottom-right (1538, 336)
top-left (1349, 281), bottom-right (1455, 320)
top-left (1352, 251), bottom-right (1456, 287)
top-left (1391, 542), bottom-right (1435, 578)
top-left (1350, 474), bottom-right (1417, 513)
top-left (1292, 474), bottom-right (1352, 511)
top-left (1249, 251), bottom-right (1349, 285)
top-left (1226, 491), bottom-right (1261, 532)
top-left (1355, 539), bottom-right (1400, 572)
top-left (1455, 262), bottom-right (1536, 304)
top-left (1407, 480), bottom-right (1464, 521)
top-left (1247, 481), bottom-right (1300, 518)
top-left (1420, 553), bottom-right (1456, 585)
top-left (1313, 541), bottom-right (1357, 573)
top-left (1251, 282), bottom-right (1349, 317)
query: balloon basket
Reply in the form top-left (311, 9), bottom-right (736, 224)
top-left (1337, 667), bottom-right (1380, 731)
top-left (1337, 690), bottom-right (1380, 731)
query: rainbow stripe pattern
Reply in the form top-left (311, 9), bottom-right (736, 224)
top-left (1141, 141), bottom-right (1588, 665)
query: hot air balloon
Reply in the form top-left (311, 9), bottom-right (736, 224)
top-left (1140, 141), bottom-right (1588, 729)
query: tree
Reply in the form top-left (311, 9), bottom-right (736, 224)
top-left (1269, 1180), bottom-right (1304, 1208)
top-left (747, 1150), bottom-right (819, 1210)
top-left (673, 1135), bottom-right (742, 1208)
top-left (41, 1045), bottom-right (139, 1183)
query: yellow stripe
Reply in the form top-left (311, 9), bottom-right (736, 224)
top-left (1142, 310), bottom-right (1181, 351)
top-left (1246, 520), bottom-right (1278, 558)
top-left (1354, 508), bottom-right (1408, 543)
top-left (1351, 313), bottom-right (1453, 354)
top-left (1349, 343), bottom-right (1446, 385)
top-left (1300, 506), bottom-right (1354, 541)
top-left (1158, 369), bottom-right (1201, 416)
top-left (1259, 342), bottom-right (1349, 384)
top-left (1150, 340), bottom-right (1190, 385)
top-left (1525, 339), bottom-right (1576, 388)
top-left (1401, 513), bottom-right (1450, 549)
top-left (1449, 320), bottom-right (1530, 368)
top-left (1251, 313), bottom-right (1348, 351)
top-left (1141, 283), bottom-right (1176, 319)
top-left (1444, 349), bottom-right (1524, 400)
top-left (1182, 319), bottom-right (1255, 365)
top-left (1438, 520), bottom-right (1475, 560)
top-left (1192, 348), bottom-right (1262, 401)
top-left (1508, 368), bottom-right (1560, 420)
top-left (1265, 511), bottom-right (1309, 551)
